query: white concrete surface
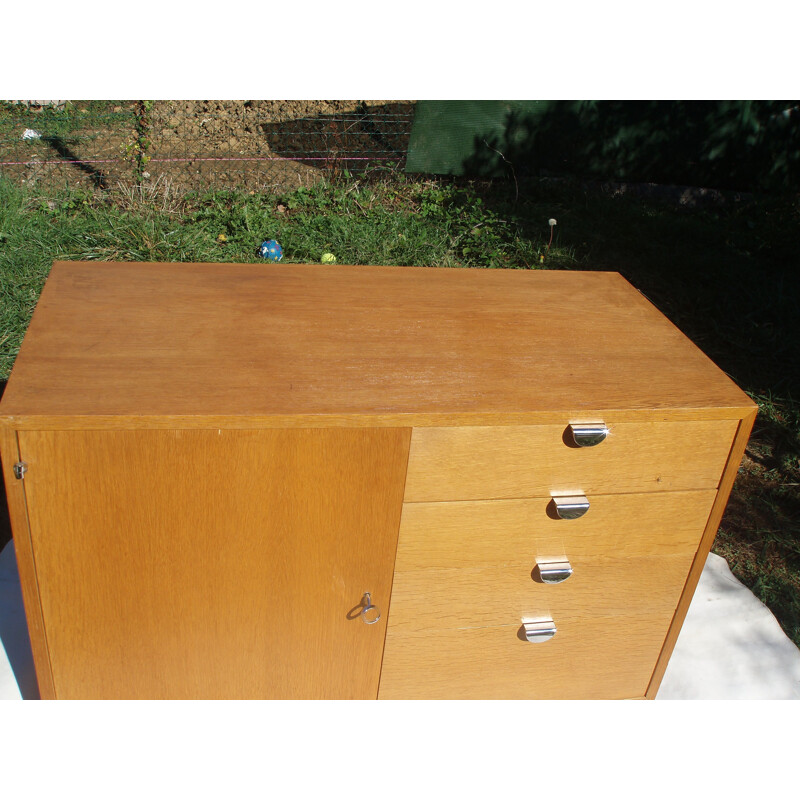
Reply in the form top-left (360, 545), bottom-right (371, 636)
top-left (2, 540), bottom-right (798, 699)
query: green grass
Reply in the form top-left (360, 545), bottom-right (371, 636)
top-left (179, 176), bottom-right (573, 269)
top-left (0, 170), bottom-right (798, 647)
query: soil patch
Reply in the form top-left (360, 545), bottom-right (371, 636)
top-left (1, 100), bottom-right (416, 195)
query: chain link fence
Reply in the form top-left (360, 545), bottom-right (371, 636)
top-left (0, 100), bottom-right (417, 195)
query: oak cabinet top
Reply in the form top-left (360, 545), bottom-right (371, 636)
top-left (0, 261), bottom-right (754, 428)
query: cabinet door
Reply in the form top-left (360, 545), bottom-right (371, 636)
top-left (18, 427), bottom-right (410, 699)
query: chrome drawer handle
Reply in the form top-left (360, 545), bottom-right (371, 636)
top-left (536, 559), bottom-right (573, 584)
top-left (552, 495), bottom-right (590, 520)
top-left (568, 423), bottom-right (609, 447)
top-left (360, 592), bottom-right (381, 625)
top-left (522, 618), bottom-right (557, 643)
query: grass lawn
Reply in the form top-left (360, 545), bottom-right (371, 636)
top-left (1, 170), bottom-right (798, 647)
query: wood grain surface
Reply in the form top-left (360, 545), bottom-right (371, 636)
top-left (384, 553), bottom-right (698, 633)
top-left (377, 490), bottom-right (713, 697)
top-left (0, 408), bottom-right (755, 432)
top-left (0, 262), bottom-right (755, 426)
top-left (404, 421), bottom-right (738, 501)
top-left (645, 408), bottom-right (758, 698)
top-left (378, 614), bottom-right (674, 700)
top-left (18, 427), bottom-right (410, 699)
top-left (0, 427), bottom-right (54, 698)
top-left (393, 489), bottom-right (718, 572)
top-left (0, 261), bottom-right (756, 702)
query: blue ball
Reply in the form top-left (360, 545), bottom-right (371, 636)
top-left (258, 239), bottom-right (283, 262)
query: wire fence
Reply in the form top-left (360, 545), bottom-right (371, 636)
top-left (0, 100), bottom-right (417, 195)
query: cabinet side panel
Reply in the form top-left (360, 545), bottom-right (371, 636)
top-left (0, 427), bottom-right (55, 699)
top-left (645, 409), bottom-right (757, 698)
top-left (18, 427), bottom-right (410, 699)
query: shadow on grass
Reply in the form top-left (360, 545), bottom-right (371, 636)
top-left (44, 135), bottom-right (109, 190)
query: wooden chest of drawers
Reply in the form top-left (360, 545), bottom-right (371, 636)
top-left (0, 261), bottom-right (756, 699)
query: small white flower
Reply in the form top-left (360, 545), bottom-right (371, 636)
top-left (22, 129), bottom-right (42, 140)
top-left (548, 218), bottom-right (557, 227)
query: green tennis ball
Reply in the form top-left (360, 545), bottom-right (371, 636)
top-left (320, 252), bottom-right (337, 264)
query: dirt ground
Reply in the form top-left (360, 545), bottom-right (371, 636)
top-left (0, 100), bottom-right (416, 195)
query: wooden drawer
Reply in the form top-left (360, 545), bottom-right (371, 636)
top-left (378, 615), bottom-right (674, 700)
top-left (394, 489), bottom-right (717, 570)
top-left (385, 552), bottom-right (696, 632)
top-left (404, 420), bottom-right (738, 501)
top-left (378, 490), bottom-right (716, 698)
top-left (385, 490), bottom-right (714, 632)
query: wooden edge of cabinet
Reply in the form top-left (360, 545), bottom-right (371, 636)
top-left (0, 404), bottom-right (758, 432)
top-left (0, 426), bottom-right (56, 699)
top-left (377, 429), bottom-right (414, 700)
top-left (644, 406), bottom-right (758, 699)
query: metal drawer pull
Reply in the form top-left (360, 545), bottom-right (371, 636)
top-left (361, 592), bottom-right (381, 625)
top-left (568, 423), bottom-right (609, 447)
top-left (536, 559), bottom-right (573, 584)
top-left (522, 618), bottom-right (557, 643)
top-left (553, 495), bottom-right (590, 519)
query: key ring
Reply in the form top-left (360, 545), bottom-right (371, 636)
top-left (361, 592), bottom-right (381, 625)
